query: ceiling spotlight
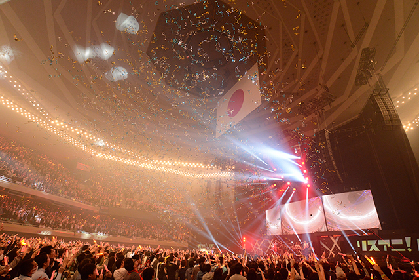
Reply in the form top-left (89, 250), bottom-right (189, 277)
top-left (115, 13), bottom-right (140, 34)
top-left (0, 45), bottom-right (14, 64)
top-left (74, 43), bottom-right (114, 63)
top-left (105, 66), bottom-right (128, 81)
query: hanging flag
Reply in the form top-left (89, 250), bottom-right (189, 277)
top-left (216, 63), bottom-right (261, 137)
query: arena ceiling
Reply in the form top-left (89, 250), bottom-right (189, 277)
top-left (0, 0), bottom-right (418, 175)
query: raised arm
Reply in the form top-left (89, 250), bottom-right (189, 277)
top-left (290, 258), bottom-right (296, 280)
top-left (315, 262), bottom-right (326, 280)
top-left (373, 265), bottom-right (390, 280)
top-left (348, 255), bottom-right (361, 276)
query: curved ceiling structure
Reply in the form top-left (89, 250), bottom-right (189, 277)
top-left (0, 0), bottom-right (418, 176)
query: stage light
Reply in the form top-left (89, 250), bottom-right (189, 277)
top-left (94, 43), bottom-right (114, 60)
top-left (243, 237), bottom-right (246, 242)
top-left (0, 94), bottom-right (230, 178)
top-left (105, 66), bottom-right (128, 81)
top-left (0, 45), bottom-right (14, 64)
top-left (74, 43), bottom-right (114, 63)
top-left (1, 71), bottom-right (230, 177)
top-left (74, 46), bottom-right (90, 62)
top-left (228, 137), bottom-right (269, 167)
top-left (95, 139), bottom-right (105, 147)
top-left (287, 182), bottom-right (291, 185)
top-left (264, 148), bottom-right (300, 160)
top-left (115, 13), bottom-right (140, 34)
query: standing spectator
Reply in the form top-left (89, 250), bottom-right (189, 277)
top-left (12, 259), bottom-right (37, 280)
top-left (197, 264), bottom-right (210, 280)
top-left (186, 259), bottom-right (195, 280)
top-left (113, 259), bottom-right (127, 280)
top-left (178, 260), bottom-right (187, 280)
top-left (80, 263), bottom-right (101, 280)
top-left (157, 257), bottom-right (167, 280)
top-left (33, 253), bottom-right (50, 280)
top-left (229, 264), bottom-right (246, 280)
top-left (192, 258), bottom-right (205, 280)
top-left (123, 259), bottom-right (141, 280)
top-left (166, 256), bottom-right (178, 280)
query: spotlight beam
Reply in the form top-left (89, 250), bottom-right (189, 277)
top-left (211, 215), bottom-right (243, 247)
top-left (219, 203), bottom-right (244, 240)
top-left (232, 203), bottom-right (243, 239)
top-left (228, 137), bottom-right (269, 166)
top-left (338, 226), bottom-right (357, 254)
top-left (281, 190), bottom-right (302, 243)
top-left (304, 188), bottom-right (315, 254)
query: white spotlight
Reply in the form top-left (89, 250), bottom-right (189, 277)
top-left (74, 44), bottom-right (114, 63)
top-left (115, 13), bottom-right (140, 34)
top-left (0, 45), bottom-right (14, 64)
top-left (0, 64), bottom-right (6, 79)
top-left (95, 139), bottom-right (106, 146)
top-left (93, 43), bottom-right (114, 60)
top-left (105, 66), bottom-right (128, 81)
top-left (74, 45), bottom-right (90, 63)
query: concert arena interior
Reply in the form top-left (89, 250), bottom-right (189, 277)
top-left (1, 1), bottom-right (419, 280)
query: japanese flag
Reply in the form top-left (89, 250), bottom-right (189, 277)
top-left (216, 63), bottom-right (261, 137)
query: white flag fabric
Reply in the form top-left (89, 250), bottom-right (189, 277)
top-left (216, 63), bottom-right (261, 137)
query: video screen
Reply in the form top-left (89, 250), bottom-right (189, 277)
top-left (266, 208), bottom-right (282, 235)
top-left (281, 197), bottom-right (327, 235)
top-left (323, 190), bottom-right (381, 231)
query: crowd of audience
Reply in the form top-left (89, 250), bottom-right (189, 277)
top-left (0, 233), bottom-right (415, 280)
top-left (0, 137), bottom-right (92, 205)
top-left (0, 192), bottom-right (188, 242)
top-left (0, 137), bottom-right (203, 219)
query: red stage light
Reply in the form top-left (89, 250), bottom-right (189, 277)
top-left (287, 181), bottom-right (291, 185)
top-left (303, 170), bottom-right (307, 173)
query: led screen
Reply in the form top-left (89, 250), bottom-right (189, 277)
top-left (266, 208), bottom-right (282, 235)
top-left (281, 197), bottom-right (327, 235)
top-left (323, 190), bottom-right (381, 231)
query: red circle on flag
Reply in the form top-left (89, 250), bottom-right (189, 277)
top-left (227, 89), bottom-right (245, 117)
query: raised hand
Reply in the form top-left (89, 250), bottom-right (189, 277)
top-left (372, 264), bottom-right (381, 272)
top-left (58, 266), bottom-right (65, 274)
